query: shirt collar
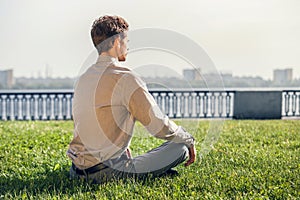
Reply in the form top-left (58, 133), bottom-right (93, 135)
top-left (96, 55), bottom-right (119, 65)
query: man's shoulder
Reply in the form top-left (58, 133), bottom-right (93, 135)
top-left (108, 63), bottom-right (131, 76)
top-left (110, 64), bottom-right (141, 80)
top-left (110, 65), bottom-right (146, 89)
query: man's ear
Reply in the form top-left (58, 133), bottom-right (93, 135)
top-left (113, 36), bottom-right (121, 49)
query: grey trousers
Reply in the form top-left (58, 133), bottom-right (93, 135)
top-left (70, 142), bottom-right (189, 183)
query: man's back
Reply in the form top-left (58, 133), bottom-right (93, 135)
top-left (68, 56), bottom-right (137, 169)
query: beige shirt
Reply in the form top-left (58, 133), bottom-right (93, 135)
top-left (67, 55), bottom-right (194, 169)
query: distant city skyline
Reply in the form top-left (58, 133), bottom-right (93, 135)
top-left (1, 64), bottom-right (298, 82)
top-left (1, 66), bottom-right (298, 90)
top-left (2, 66), bottom-right (298, 82)
top-left (0, 0), bottom-right (299, 79)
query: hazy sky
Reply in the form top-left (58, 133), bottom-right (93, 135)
top-left (0, 0), bottom-right (299, 79)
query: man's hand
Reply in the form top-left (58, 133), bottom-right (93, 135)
top-left (185, 144), bottom-right (196, 167)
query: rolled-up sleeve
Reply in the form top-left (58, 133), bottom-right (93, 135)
top-left (120, 72), bottom-right (195, 147)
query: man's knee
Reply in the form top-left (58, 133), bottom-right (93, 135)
top-left (165, 142), bottom-right (189, 160)
top-left (179, 143), bottom-right (189, 160)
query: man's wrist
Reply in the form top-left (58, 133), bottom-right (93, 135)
top-left (174, 126), bottom-right (195, 147)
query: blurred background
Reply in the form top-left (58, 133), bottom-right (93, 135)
top-left (0, 0), bottom-right (299, 89)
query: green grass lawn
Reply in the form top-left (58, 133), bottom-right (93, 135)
top-left (0, 120), bottom-right (299, 199)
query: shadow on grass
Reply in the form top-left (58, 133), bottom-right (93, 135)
top-left (0, 164), bottom-right (166, 196)
top-left (1, 167), bottom-right (92, 196)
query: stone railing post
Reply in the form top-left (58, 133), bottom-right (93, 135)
top-left (233, 91), bottom-right (282, 119)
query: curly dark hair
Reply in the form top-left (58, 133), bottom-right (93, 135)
top-left (91, 15), bottom-right (129, 54)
